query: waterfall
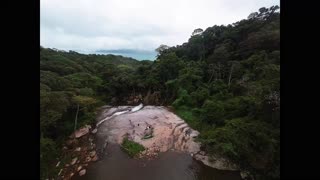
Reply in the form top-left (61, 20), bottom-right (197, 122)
top-left (96, 104), bottom-right (144, 127)
top-left (130, 103), bottom-right (143, 112)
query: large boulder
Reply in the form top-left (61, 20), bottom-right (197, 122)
top-left (66, 139), bottom-right (78, 148)
top-left (91, 154), bottom-right (98, 162)
top-left (74, 126), bottom-right (90, 138)
top-left (89, 151), bottom-right (96, 157)
top-left (240, 171), bottom-right (254, 180)
top-left (77, 166), bottom-right (83, 172)
top-left (71, 157), bottom-right (78, 165)
top-left (79, 169), bottom-right (86, 176)
top-left (85, 156), bottom-right (92, 163)
top-left (91, 128), bottom-right (98, 134)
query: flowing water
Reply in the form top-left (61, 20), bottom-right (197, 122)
top-left (74, 104), bottom-right (242, 180)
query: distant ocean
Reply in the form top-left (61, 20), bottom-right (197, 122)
top-left (75, 49), bottom-right (157, 61)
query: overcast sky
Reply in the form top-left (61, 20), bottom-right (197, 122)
top-left (41, 0), bottom-right (279, 53)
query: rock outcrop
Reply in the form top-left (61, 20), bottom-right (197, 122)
top-left (95, 105), bottom-right (237, 171)
top-left (54, 125), bottom-right (100, 180)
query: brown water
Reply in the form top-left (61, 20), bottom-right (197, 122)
top-left (75, 144), bottom-right (241, 180)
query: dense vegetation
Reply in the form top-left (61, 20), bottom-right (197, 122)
top-left (40, 6), bottom-right (279, 180)
top-left (40, 49), bottom-right (147, 178)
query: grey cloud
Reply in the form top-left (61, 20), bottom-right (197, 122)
top-left (41, 0), bottom-right (280, 52)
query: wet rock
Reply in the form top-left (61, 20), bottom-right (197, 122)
top-left (58, 169), bottom-right (63, 176)
top-left (89, 151), bottom-right (96, 157)
top-left (74, 126), bottom-right (90, 138)
top-left (240, 171), bottom-right (254, 180)
top-left (77, 166), bottom-right (83, 172)
top-left (91, 154), bottom-right (98, 162)
top-left (79, 169), bottom-right (86, 176)
top-left (194, 154), bottom-right (238, 171)
top-left (85, 156), bottom-right (92, 162)
top-left (66, 139), bottom-right (79, 149)
top-left (66, 139), bottom-right (76, 146)
top-left (91, 128), bottom-right (98, 134)
top-left (194, 154), bottom-right (202, 161)
top-left (71, 157), bottom-right (78, 165)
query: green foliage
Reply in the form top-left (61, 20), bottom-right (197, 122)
top-left (163, 6), bottom-right (279, 179)
top-left (172, 89), bottom-right (193, 108)
top-left (155, 52), bottom-right (183, 82)
top-left (190, 87), bottom-right (209, 106)
top-left (78, 112), bottom-right (96, 127)
top-left (201, 100), bottom-right (226, 125)
top-left (72, 95), bottom-right (97, 107)
top-left (79, 87), bottom-right (95, 96)
top-left (199, 118), bottom-right (279, 178)
top-left (40, 71), bottom-right (71, 91)
top-left (40, 47), bottom-right (142, 179)
top-left (121, 138), bottom-right (145, 157)
top-left (65, 73), bottom-right (103, 90)
top-left (40, 137), bottom-right (58, 179)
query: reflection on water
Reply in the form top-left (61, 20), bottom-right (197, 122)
top-left (74, 144), bottom-right (241, 180)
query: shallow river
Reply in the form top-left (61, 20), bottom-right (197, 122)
top-left (75, 143), bottom-right (241, 180)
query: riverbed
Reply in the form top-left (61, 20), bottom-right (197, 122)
top-left (73, 105), bottom-right (242, 180)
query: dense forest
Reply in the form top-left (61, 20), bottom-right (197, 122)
top-left (40, 6), bottom-right (279, 180)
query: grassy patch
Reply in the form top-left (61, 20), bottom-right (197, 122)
top-left (121, 137), bottom-right (145, 157)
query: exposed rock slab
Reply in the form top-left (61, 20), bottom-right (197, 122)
top-left (96, 105), bottom-right (238, 171)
